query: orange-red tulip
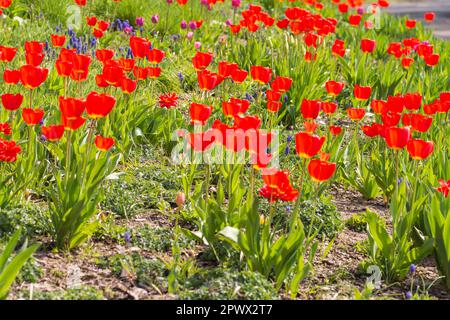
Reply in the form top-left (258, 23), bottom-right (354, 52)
top-left (384, 126), bottom-right (411, 150)
top-left (42, 125), bottom-right (65, 142)
top-left (250, 65), bottom-right (272, 84)
top-left (295, 132), bottom-right (325, 158)
top-left (308, 157), bottom-right (336, 182)
top-left (1, 93), bottom-right (23, 111)
top-left (85, 91), bottom-right (116, 119)
top-left (407, 139), bottom-right (434, 160)
top-left (22, 108), bottom-right (44, 125)
top-left (3, 69), bottom-right (20, 84)
top-left (347, 107), bottom-right (366, 121)
top-left (95, 135), bottom-right (115, 151)
top-left (20, 65), bottom-right (49, 89)
top-left (301, 99), bottom-right (321, 119)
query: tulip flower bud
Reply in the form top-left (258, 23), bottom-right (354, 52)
top-left (176, 192), bottom-right (186, 207)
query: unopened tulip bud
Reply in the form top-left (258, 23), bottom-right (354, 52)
top-left (176, 192), bottom-right (186, 207)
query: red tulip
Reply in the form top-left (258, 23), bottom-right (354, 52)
top-left (331, 39), bottom-right (346, 57)
top-left (321, 102), bottom-right (337, 115)
top-left (74, 0), bottom-right (87, 6)
top-left (85, 92), bottom-right (116, 119)
top-left (436, 179), bottom-right (450, 198)
top-left (222, 98), bottom-right (249, 116)
top-left (86, 16), bottom-right (97, 27)
top-left (329, 125), bottom-right (343, 136)
top-left (361, 39), bottom-right (376, 53)
top-left (0, 46), bottom-right (17, 62)
top-left (402, 57), bottom-right (414, 69)
top-left (3, 69), bottom-right (20, 84)
top-left (266, 90), bottom-right (281, 101)
top-left (197, 70), bottom-right (223, 91)
top-left (56, 59), bottom-right (73, 77)
top-left (24, 55), bottom-right (45, 71)
top-left (20, 65), bottom-right (49, 89)
top-left (405, 19), bottom-right (416, 29)
top-left (98, 20), bottom-right (110, 32)
top-left (190, 103), bottom-right (212, 125)
top-left (384, 126), bottom-right (411, 150)
top-left (147, 49), bottom-right (165, 64)
top-left (404, 92), bottom-right (422, 111)
top-left (24, 41), bottom-right (44, 54)
top-left (353, 85), bottom-right (372, 100)
top-left (233, 114), bottom-right (262, 131)
top-left (147, 67), bottom-right (162, 79)
top-left (295, 132), bottom-right (325, 159)
top-left (118, 58), bottom-right (135, 72)
top-left (1, 93), bottom-right (23, 111)
top-left (70, 54), bottom-right (91, 81)
top-left (301, 99), bottom-right (321, 120)
top-left (95, 74), bottom-right (108, 88)
top-left (187, 130), bottom-right (216, 152)
top-left (424, 53), bottom-right (439, 66)
top-left (231, 69), bottom-right (248, 83)
top-left (95, 49), bottom-right (114, 62)
top-left (408, 113), bottom-right (433, 133)
top-left (62, 116), bottom-right (86, 131)
top-left (133, 66), bottom-right (148, 80)
top-left (218, 61), bottom-right (239, 78)
top-left (407, 139), bottom-right (434, 160)
top-left (130, 36), bottom-right (150, 59)
top-left (59, 96), bottom-right (85, 119)
top-left (50, 34), bottom-right (66, 47)
top-left (347, 108), bottom-right (366, 121)
top-left (381, 111), bottom-right (401, 126)
top-left (424, 12), bottom-right (435, 22)
top-left (349, 14), bottom-right (362, 26)
top-left (267, 100), bottom-right (282, 112)
top-left (371, 100), bottom-right (387, 115)
top-left (259, 168), bottom-right (299, 202)
top-left (0, 0), bottom-right (12, 9)
top-left (325, 81), bottom-right (344, 96)
top-left (250, 65), bottom-right (272, 84)
top-left (102, 65), bottom-right (124, 87)
top-left (361, 123), bottom-right (382, 137)
top-left (95, 136), bottom-right (115, 151)
top-left (121, 77), bottom-right (137, 94)
top-left (22, 108), bottom-right (44, 126)
top-left (308, 158), bottom-right (336, 182)
top-left (270, 76), bottom-right (292, 93)
top-left (192, 52), bottom-right (213, 71)
top-left (42, 125), bottom-right (65, 142)
top-left (386, 95), bottom-right (405, 113)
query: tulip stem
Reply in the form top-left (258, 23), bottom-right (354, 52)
top-left (394, 150), bottom-right (400, 201)
top-left (81, 120), bottom-right (96, 183)
top-left (65, 131), bottom-right (72, 186)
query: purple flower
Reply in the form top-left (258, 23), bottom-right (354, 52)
top-left (124, 231), bottom-right (131, 243)
top-left (180, 20), bottom-right (187, 29)
top-left (409, 264), bottom-right (416, 274)
top-left (405, 291), bottom-right (412, 300)
top-left (151, 15), bottom-right (159, 24)
top-left (232, 0), bottom-right (241, 8)
top-left (124, 26), bottom-right (133, 35)
top-left (285, 146), bottom-right (290, 155)
top-left (189, 21), bottom-right (197, 30)
top-left (136, 17), bottom-right (144, 27)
